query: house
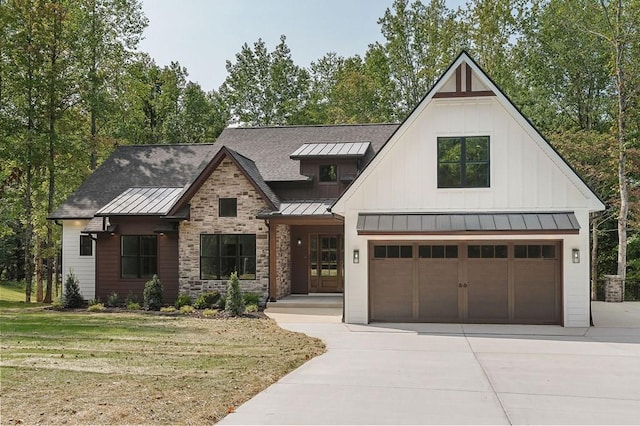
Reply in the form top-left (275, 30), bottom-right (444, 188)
top-left (50, 52), bottom-right (604, 326)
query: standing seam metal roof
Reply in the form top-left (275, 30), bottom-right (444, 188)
top-left (290, 142), bottom-right (371, 158)
top-left (95, 187), bottom-right (184, 216)
top-left (356, 212), bottom-right (580, 233)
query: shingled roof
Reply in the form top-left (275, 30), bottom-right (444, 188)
top-left (216, 124), bottom-right (399, 181)
top-left (49, 144), bottom-right (220, 219)
top-left (50, 124), bottom-right (400, 220)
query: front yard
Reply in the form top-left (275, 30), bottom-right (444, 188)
top-left (0, 308), bottom-right (325, 424)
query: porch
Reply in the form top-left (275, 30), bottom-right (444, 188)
top-left (266, 293), bottom-right (343, 316)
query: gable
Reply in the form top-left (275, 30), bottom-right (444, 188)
top-left (332, 52), bottom-right (605, 215)
top-left (168, 147), bottom-right (278, 217)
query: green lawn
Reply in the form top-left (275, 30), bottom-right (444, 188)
top-left (0, 280), bottom-right (29, 302)
top-left (0, 308), bottom-right (325, 424)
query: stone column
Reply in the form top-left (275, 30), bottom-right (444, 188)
top-left (604, 275), bottom-right (624, 303)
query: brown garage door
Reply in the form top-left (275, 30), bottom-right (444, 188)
top-left (369, 241), bottom-right (562, 324)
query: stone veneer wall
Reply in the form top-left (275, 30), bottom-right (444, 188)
top-left (275, 224), bottom-right (291, 299)
top-left (179, 158), bottom-right (270, 300)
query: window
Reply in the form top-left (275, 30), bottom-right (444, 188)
top-left (418, 245), bottom-right (458, 258)
top-left (468, 245), bottom-right (508, 258)
top-left (515, 244), bottom-right (556, 259)
top-left (373, 245), bottom-right (413, 259)
top-left (438, 136), bottom-right (490, 188)
top-left (319, 164), bottom-right (337, 183)
top-left (219, 198), bottom-right (237, 217)
top-left (79, 235), bottom-right (93, 256)
top-left (121, 235), bottom-right (157, 279)
top-left (200, 234), bottom-right (256, 280)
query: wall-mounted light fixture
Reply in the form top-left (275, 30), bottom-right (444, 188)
top-left (353, 249), bottom-right (360, 264)
top-left (572, 248), bottom-right (580, 263)
top-left (296, 238), bottom-right (302, 246)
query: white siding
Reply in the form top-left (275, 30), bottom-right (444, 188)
top-left (61, 220), bottom-right (95, 300)
top-left (345, 98), bottom-right (593, 214)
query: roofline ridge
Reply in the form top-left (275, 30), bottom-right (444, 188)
top-left (116, 142), bottom-right (219, 148)
top-left (225, 123), bottom-right (400, 130)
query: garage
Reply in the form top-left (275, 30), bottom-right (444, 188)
top-left (369, 241), bottom-right (562, 324)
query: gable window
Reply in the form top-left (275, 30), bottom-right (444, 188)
top-left (438, 136), bottom-right (490, 188)
top-left (79, 235), bottom-right (93, 256)
top-left (200, 234), bottom-right (256, 280)
top-left (219, 197), bottom-right (237, 217)
top-left (121, 235), bottom-right (157, 279)
top-left (319, 164), bottom-right (337, 183)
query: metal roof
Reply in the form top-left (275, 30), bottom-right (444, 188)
top-left (356, 212), bottom-right (580, 234)
top-left (96, 187), bottom-right (184, 216)
top-left (259, 200), bottom-right (333, 217)
top-left (290, 142), bottom-right (371, 159)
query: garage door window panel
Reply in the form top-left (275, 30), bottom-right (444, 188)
top-left (515, 244), bottom-right (556, 259)
top-left (419, 245), bottom-right (458, 258)
top-left (468, 245), bottom-right (508, 258)
top-left (373, 245), bottom-right (413, 259)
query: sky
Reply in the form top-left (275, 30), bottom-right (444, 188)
top-left (138, 0), bottom-right (465, 93)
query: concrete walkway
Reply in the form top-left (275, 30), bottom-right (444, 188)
top-left (220, 302), bottom-right (640, 425)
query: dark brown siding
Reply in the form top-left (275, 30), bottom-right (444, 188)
top-left (271, 159), bottom-right (359, 200)
top-left (96, 217), bottom-right (179, 304)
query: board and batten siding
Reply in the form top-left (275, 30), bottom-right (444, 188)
top-left (334, 95), bottom-right (601, 327)
top-left (61, 220), bottom-right (95, 300)
top-left (95, 216), bottom-right (179, 303)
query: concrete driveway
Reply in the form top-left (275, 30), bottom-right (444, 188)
top-left (220, 302), bottom-right (640, 425)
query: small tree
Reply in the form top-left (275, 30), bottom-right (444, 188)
top-left (63, 270), bottom-right (84, 309)
top-left (143, 274), bottom-right (163, 311)
top-left (224, 272), bottom-right (245, 316)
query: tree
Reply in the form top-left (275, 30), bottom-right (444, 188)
top-left (176, 82), bottom-right (228, 143)
top-left (378, 0), bottom-right (465, 116)
top-left (568, 0), bottom-right (640, 284)
top-left (220, 35), bottom-right (310, 126)
top-left (512, 0), bottom-right (612, 131)
top-left (73, 0), bottom-right (147, 169)
top-left (224, 272), bottom-right (245, 316)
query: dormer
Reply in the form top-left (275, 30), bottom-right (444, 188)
top-left (290, 142), bottom-right (373, 198)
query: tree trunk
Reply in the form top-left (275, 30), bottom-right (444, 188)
top-left (89, 0), bottom-right (98, 170)
top-left (36, 243), bottom-right (43, 303)
top-left (612, 0), bottom-right (628, 293)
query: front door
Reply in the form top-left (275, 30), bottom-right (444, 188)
top-left (309, 235), bottom-right (343, 292)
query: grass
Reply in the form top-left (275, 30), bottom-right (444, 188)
top-left (0, 307), bottom-right (326, 424)
top-left (0, 280), bottom-right (30, 302)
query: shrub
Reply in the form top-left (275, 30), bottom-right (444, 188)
top-left (106, 292), bottom-right (119, 307)
top-left (243, 292), bottom-right (261, 306)
top-left (51, 298), bottom-right (64, 310)
top-left (87, 303), bottom-right (105, 312)
top-left (245, 303), bottom-right (258, 313)
top-left (202, 308), bottom-right (219, 317)
top-left (63, 271), bottom-right (84, 309)
top-left (127, 302), bottom-right (141, 310)
top-left (180, 305), bottom-right (195, 314)
top-left (125, 291), bottom-right (138, 305)
top-left (225, 272), bottom-right (245, 316)
top-left (175, 294), bottom-right (193, 309)
top-left (87, 298), bottom-right (100, 306)
top-left (143, 275), bottom-right (163, 311)
top-left (160, 306), bottom-right (176, 313)
top-left (193, 291), bottom-right (220, 309)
